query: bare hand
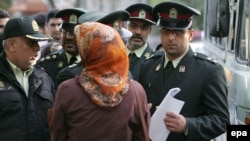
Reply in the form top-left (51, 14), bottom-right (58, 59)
top-left (164, 112), bottom-right (186, 133)
top-left (148, 103), bottom-right (152, 109)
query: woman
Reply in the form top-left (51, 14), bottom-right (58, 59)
top-left (50, 22), bottom-right (150, 141)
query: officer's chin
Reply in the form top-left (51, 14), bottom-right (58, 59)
top-left (65, 48), bottom-right (79, 56)
top-left (130, 41), bottom-right (144, 49)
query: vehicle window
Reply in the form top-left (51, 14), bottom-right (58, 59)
top-left (236, 1), bottom-right (249, 62)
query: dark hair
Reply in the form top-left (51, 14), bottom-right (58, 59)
top-left (0, 9), bottom-right (10, 18)
top-left (46, 9), bottom-right (60, 22)
top-left (33, 13), bottom-right (47, 27)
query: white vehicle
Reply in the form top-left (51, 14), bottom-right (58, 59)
top-left (203, 0), bottom-right (250, 127)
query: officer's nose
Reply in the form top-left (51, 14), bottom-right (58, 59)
top-left (65, 30), bottom-right (74, 39)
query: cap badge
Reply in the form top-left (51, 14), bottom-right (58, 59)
top-left (113, 21), bottom-right (119, 30)
top-left (69, 14), bottom-right (77, 24)
top-left (169, 8), bottom-right (178, 19)
top-left (32, 20), bottom-right (39, 31)
top-left (139, 10), bottom-right (146, 19)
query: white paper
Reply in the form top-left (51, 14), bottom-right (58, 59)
top-left (149, 87), bottom-right (184, 141)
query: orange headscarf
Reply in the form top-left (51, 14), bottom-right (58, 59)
top-left (75, 22), bottom-right (129, 108)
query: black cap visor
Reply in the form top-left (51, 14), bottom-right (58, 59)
top-left (129, 17), bottom-right (156, 25)
top-left (25, 33), bottom-right (50, 41)
top-left (61, 22), bottom-right (77, 31)
top-left (157, 18), bottom-right (192, 30)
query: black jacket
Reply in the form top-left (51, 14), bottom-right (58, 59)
top-left (129, 44), bottom-right (154, 80)
top-left (0, 52), bottom-right (55, 141)
top-left (138, 48), bottom-right (229, 141)
top-left (36, 49), bottom-right (69, 85)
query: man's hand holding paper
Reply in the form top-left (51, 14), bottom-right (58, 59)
top-left (149, 88), bottom-right (185, 141)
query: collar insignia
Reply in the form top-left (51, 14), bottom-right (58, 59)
top-left (144, 52), bottom-right (151, 58)
top-left (58, 61), bottom-right (64, 68)
top-left (155, 64), bottom-right (161, 71)
top-left (0, 81), bottom-right (4, 88)
top-left (179, 66), bottom-right (185, 72)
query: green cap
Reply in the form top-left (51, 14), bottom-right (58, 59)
top-left (3, 16), bottom-right (50, 41)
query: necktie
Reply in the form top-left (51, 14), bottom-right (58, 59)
top-left (163, 61), bottom-right (174, 80)
top-left (129, 52), bottom-right (138, 70)
top-left (69, 56), bottom-right (77, 65)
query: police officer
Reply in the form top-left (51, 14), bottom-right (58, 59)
top-left (40, 9), bottom-right (63, 58)
top-left (0, 9), bottom-right (10, 53)
top-left (138, 2), bottom-right (229, 141)
top-left (37, 8), bottom-right (87, 88)
top-left (0, 16), bottom-right (54, 141)
top-left (56, 10), bottom-right (133, 87)
top-left (125, 3), bottom-right (156, 80)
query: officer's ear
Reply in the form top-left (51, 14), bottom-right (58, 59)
top-left (5, 38), bottom-right (16, 52)
top-left (207, 0), bottom-right (229, 37)
top-left (188, 29), bottom-right (194, 41)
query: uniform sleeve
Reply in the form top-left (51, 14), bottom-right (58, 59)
top-left (186, 64), bottom-right (229, 140)
top-left (50, 83), bottom-right (68, 141)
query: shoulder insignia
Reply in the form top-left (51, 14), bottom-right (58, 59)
top-left (40, 57), bottom-right (45, 61)
top-left (39, 53), bottom-right (60, 62)
top-left (194, 52), bottom-right (217, 64)
top-left (45, 56), bottom-right (51, 60)
top-left (52, 55), bottom-right (57, 59)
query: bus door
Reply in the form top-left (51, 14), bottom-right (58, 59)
top-left (204, 0), bottom-right (250, 125)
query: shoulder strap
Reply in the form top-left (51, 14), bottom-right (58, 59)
top-left (130, 80), bottom-right (150, 141)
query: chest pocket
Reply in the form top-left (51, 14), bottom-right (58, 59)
top-left (35, 90), bottom-right (54, 110)
top-left (0, 86), bottom-right (22, 112)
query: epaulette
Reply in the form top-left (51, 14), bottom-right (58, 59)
top-left (39, 53), bottom-right (60, 62)
top-left (145, 50), bottom-right (164, 60)
top-left (193, 52), bottom-right (217, 64)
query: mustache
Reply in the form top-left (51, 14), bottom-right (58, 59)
top-left (64, 40), bottom-right (75, 44)
top-left (131, 35), bottom-right (143, 40)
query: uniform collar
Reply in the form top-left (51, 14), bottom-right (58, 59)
top-left (126, 43), bottom-right (147, 58)
top-left (7, 59), bottom-right (33, 76)
top-left (65, 52), bottom-right (81, 63)
top-left (164, 52), bottom-right (185, 69)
